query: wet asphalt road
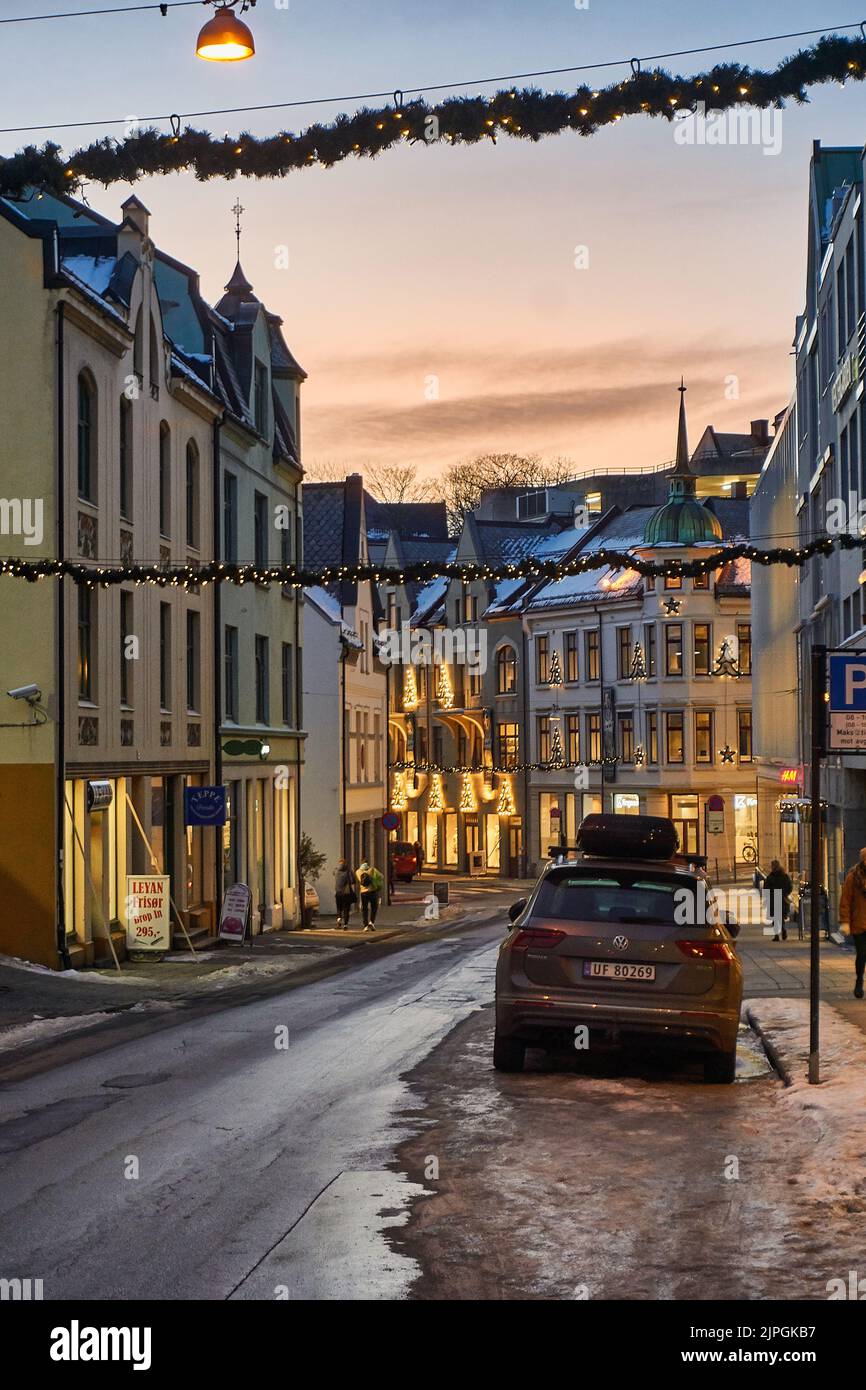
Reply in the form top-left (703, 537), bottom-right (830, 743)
top-left (0, 919), bottom-right (505, 1300)
top-left (1, 909), bottom-right (859, 1301)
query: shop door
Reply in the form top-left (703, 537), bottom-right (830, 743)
top-left (507, 819), bottom-right (523, 878)
top-left (674, 818), bottom-right (699, 855)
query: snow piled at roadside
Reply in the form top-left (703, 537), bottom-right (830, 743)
top-left (748, 997), bottom-right (866, 1209)
top-left (0, 1012), bottom-right (116, 1052)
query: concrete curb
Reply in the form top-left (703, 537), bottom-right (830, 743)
top-left (745, 1003), bottom-right (793, 1086)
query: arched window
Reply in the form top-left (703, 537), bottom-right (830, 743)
top-left (159, 423), bottom-right (171, 538)
top-left (119, 396), bottom-right (132, 521)
top-left (77, 372), bottom-right (96, 502)
top-left (496, 645), bottom-right (517, 695)
top-left (132, 307), bottom-right (143, 380)
top-left (149, 315), bottom-right (161, 395)
top-left (185, 441), bottom-right (199, 548)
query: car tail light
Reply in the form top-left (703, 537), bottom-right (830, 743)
top-left (676, 939), bottom-right (736, 963)
top-left (512, 927), bottom-right (566, 951)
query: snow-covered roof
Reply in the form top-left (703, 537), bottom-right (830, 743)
top-left (61, 254), bottom-right (116, 295)
top-left (304, 585), bottom-right (364, 647)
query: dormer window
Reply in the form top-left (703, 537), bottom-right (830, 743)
top-left (254, 359), bottom-right (269, 438)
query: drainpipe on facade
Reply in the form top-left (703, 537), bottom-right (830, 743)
top-left (294, 522), bottom-right (303, 928)
top-left (594, 603), bottom-right (607, 814)
top-left (55, 301), bottom-right (71, 969)
top-left (385, 657), bottom-right (391, 904)
top-left (341, 643), bottom-right (348, 861)
top-left (212, 415), bottom-right (224, 924)
top-left (521, 619), bottom-right (530, 879)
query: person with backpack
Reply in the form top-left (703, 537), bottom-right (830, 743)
top-left (356, 860), bottom-right (383, 930)
top-left (333, 858), bottom-right (355, 929)
top-left (763, 859), bottom-right (793, 942)
top-left (839, 848), bottom-right (866, 998)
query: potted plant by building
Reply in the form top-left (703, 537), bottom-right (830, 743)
top-left (299, 833), bottom-right (326, 929)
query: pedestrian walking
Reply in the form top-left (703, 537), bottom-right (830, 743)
top-left (413, 840), bottom-right (425, 876)
top-left (839, 849), bottom-right (866, 998)
top-left (356, 860), bottom-right (383, 930)
top-left (333, 858), bottom-right (355, 929)
top-left (763, 859), bottom-right (792, 941)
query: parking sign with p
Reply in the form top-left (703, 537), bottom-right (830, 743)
top-left (828, 651), bottom-right (866, 750)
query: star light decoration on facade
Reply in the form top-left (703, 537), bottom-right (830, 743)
top-left (662, 596), bottom-right (682, 616)
top-left (719, 744), bottom-right (736, 764)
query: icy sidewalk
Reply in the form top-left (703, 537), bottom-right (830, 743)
top-left (748, 997), bottom-right (866, 1211)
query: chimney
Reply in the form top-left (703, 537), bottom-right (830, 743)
top-left (121, 194), bottom-right (150, 238)
top-left (773, 409), bottom-right (786, 435)
top-left (750, 419), bottom-right (770, 448)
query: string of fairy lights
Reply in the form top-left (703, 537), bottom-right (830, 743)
top-left (0, 529), bottom-right (858, 587)
top-left (1, 29), bottom-right (865, 196)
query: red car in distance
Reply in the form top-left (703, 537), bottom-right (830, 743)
top-left (391, 841), bottom-right (421, 882)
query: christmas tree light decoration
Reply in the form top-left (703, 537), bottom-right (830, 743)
top-left (497, 775), bottom-right (516, 816)
top-left (436, 662), bottom-right (454, 709)
top-left (630, 642), bottom-right (647, 681)
top-left (402, 665), bottom-right (419, 710)
top-left (391, 772), bottom-right (407, 812)
top-left (548, 718), bottom-right (565, 767)
top-left (546, 649), bottom-right (563, 687)
top-left (634, 743), bottom-right (645, 767)
top-left (428, 773), bottom-right (445, 813)
top-left (713, 637), bottom-right (741, 678)
top-left (459, 772), bottom-right (477, 812)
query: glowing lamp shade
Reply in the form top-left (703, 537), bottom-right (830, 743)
top-left (196, 6), bottom-right (255, 62)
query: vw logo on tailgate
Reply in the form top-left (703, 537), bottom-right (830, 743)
top-left (612, 935), bottom-right (629, 951)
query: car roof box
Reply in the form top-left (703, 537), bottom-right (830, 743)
top-left (576, 813), bottom-right (680, 861)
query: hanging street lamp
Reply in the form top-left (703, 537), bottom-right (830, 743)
top-left (196, 1), bottom-right (256, 62)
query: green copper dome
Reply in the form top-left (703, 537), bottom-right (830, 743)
top-left (643, 380), bottom-right (724, 546)
top-left (643, 489), bottom-right (724, 546)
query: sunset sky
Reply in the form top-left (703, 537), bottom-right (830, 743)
top-left (3, 0), bottom-right (865, 480)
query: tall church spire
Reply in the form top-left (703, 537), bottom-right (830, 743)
top-left (674, 377), bottom-right (692, 476)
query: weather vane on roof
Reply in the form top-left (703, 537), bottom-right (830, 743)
top-left (232, 198), bottom-right (244, 259)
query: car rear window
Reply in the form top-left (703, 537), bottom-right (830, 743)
top-left (531, 869), bottom-right (696, 925)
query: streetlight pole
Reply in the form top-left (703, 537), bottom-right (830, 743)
top-left (808, 644), bottom-right (826, 1085)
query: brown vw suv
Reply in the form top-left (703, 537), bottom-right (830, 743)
top-left (494, 815), bottom-right (743, 1083)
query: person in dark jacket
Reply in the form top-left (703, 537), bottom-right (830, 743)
top-left (763, 859), bottom-right (793, 942)
top-left (333, 859), bottom-right (354, 929)
top-left (413, 840), bottom-right (425, 876)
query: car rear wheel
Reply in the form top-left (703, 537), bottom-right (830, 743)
top-left (704, 1048), bottom-right (737, 1084)
top-left (493, 1030), bottom-right (526, 1073)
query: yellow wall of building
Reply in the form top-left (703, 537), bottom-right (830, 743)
top-left (0, 214), bottom-right (59, 964)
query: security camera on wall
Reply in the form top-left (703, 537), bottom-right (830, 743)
top-left (7, 684), bottom-right (41, 702)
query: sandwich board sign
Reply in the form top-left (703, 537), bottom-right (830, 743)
top-left (706, 795), bottom-right (725, 835)
top-left (219, 882), bottom-right (252, 944)
top-left (828, 650), bottom-right (866, 751)
top-left (126, 876), bottom-right (171, 954)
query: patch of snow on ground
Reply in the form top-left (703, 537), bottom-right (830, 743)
top-left (748, 997), bottom-right (866, 1208)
